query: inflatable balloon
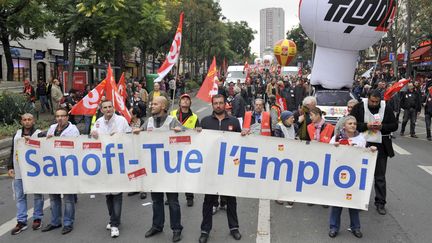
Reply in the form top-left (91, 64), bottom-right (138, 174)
top-left (299, 0), bottom-right (396, 89)
top-left (263, 55), bottom-right (274, 69)
top-left (254, 57), bottom-right (262, 65)
top-left (273, 39), bottom-right (297, 66)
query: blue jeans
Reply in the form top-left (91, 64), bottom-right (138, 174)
top-left (151, 192), bottom-right (183, 232)
top-left (49, 194), bottom-right (75, 227)
top-left (14, 179), bottom-right (44, 224)
top-left (39, 95), bottom-right (50, 112)
top-left (329, 206), bottom-right (360, 231)
top-left (106, 193), bottom-right (123, 227)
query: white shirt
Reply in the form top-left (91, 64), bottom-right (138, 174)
top-left (92, 113), bottom-right (131, 135)
top-left (47, 122), bottom-right (80, 137)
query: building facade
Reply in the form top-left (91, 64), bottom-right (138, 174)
top-left (260, 8), bottom-right (285, 58)
top-left (0, 32), bottom-right (65, 83)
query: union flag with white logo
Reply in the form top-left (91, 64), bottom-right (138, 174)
top-left (197, 56), bottom-right (218, 103)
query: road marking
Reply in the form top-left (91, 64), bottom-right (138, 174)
top-left (142, 202), bottom-right (152, 207)
top-left (0, 199), bottom-right (50, 237)
top-left (418, 166), bottom-right (432, 175)
top-left (196, 106), bottom-right (209, 113)
top-left (393, 143), bottom-right (411, 155)
top-left (256, 199), bottom-right (271, 243)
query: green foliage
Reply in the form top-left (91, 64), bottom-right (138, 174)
top-left (225, 21), bottom-right (256, 60)
top-left (0, 123), bottom-right (21, 138)
top-left (0, 91), bottom-right (35, 125)
top-left (185, 80), bottom-right (200, 91)
top-left (286, 25), bottom-right (313, 64)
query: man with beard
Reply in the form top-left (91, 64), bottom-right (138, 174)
top-left (350, 90), bottom-right (398, 215)
top-left (198, 94), bottom-right (242, 243)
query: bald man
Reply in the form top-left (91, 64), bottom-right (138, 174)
top-left (8, 113), bottom-right (44, 235)
top-left (134, 96), bottom-right (184, 242)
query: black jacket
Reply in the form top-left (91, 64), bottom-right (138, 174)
top-left (201, 112), bottom-right (241, 132)
top-left (350, 100), bottom-right (398, 158)
top-left (400, 90), bottom-right (421, 112)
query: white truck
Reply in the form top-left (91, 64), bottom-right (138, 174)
top-left (225, 65), bottom-right (247, 84)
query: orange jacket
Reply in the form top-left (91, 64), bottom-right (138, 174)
top-left (243, 111), bottom-right (271, 136)
top-left (307, 122), bottom-right (334, 143)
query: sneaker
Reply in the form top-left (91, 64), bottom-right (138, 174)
top-left (11, 222), bottom-right (28, 235)
top-left (427, 137), bottom-right (432, 141)
top-left (212, 206), bottom-right (218, 215)
top-left (111, 227), bottom-right (119, 238)
top-left (106, 223), bottom-right (111, 230)
top-left (32, 219), bottom-right (42, 230)
top-left (410, 134), bottom-right (418, 138)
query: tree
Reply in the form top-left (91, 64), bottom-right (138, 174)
top-left (286, 25), bottom-right (313, 66)
top-left (0, 0), bottom-right (47, 81)
top-left (225, 21), bottom-right (256, 61)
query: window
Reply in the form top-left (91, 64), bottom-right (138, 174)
top-left (12, 58), bottom-right (31, 81)
top-left (23, 27), bottom-right (30, 35)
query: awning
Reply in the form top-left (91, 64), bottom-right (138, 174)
top-left (411, 45), bottom-right (431, 61)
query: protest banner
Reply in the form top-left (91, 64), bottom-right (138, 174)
top-left (17, 130), bottom-right (377, 210)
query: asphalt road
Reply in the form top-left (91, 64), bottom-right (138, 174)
top-left (0, 97), bottom-right (431, 243)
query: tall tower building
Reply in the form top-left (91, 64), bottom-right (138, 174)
top-left (260, 8), bottom-right (285, 57)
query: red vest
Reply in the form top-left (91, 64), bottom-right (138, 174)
top-left (307, 122), bottom-right (334, 143)
top-left (243, 111), bottom-right (271, 136)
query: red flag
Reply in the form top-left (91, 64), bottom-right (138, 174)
top-left (117, 72), bottom-right (127, 101)
top-left (384, 78), bottom-right (410, 101)
top-left (105, 64), bottom-right (132, 122)
top-left (155, 12), bottom-right (184, 82)
top-left (276, 94), bottom-right (287, 111)
top-left (70, 80), bottom-right (106, 115)
top-left (197, 57), bottom-right (218, 103)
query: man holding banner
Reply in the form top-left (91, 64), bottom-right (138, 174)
top-left (8, 113), bottom-right (44, 235)
top-left (199, 94), bottom-right (242, 243)
top-left (42, 108), bottom-right (80, 235)
top-left (134, 96), bottom-right (184, 242)
top-left (350, 90), bottom-right (398, 215)
top-left (90, 100), bottom-right (132, 238)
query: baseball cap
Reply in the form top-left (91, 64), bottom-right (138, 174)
top-left (180, 94), bottom-right (191, 100)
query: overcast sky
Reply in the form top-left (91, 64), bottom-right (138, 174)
top-left (218, 0), bottom-right (300, 56)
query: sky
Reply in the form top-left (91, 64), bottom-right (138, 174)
top-left (218, 0), bottom-right (300, 56)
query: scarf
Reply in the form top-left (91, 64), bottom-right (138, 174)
top-left (337, 128), bottom-right (360, 141)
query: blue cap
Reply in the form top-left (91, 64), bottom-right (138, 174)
top-left (280, 111), bottom-right (294, 121)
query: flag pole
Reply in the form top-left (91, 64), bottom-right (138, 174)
top-left (171, 58), bottom-right (181, 112)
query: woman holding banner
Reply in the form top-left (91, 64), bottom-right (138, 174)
top-left (328, 116), bottom-right (376, 238)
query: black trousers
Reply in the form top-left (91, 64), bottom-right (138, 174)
top-left (425, 113), bottom-right (431, 138)
top-left (201, 194), bottom-right (238, 234)
top-left (374, 156), bottom-right (388, 206)
top-left (401, 108), bottom-right (417, 135)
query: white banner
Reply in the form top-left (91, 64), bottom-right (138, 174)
top-left (17, 130), bottom-right (377, 210)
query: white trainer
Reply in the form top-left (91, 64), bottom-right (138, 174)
top-left (111, 227), bottom-right (119, 238)
top-left (106, 223), bottom-right (111, 230)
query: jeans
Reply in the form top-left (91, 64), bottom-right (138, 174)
top-left (401, 108), bottom-right (417, 135)
top-left (425, 113), bottom-right (431, 138)
top-left (84, 116), bottom-right (92, 135)
top-left (14, 179), bottom-right (44, 223)
top-left (106, 193), bottom-right (123, 227)
top-left (201, 194), bottom-right (239, 234)
top-left (329, 207), bottom-right (360, 231)
top-left (39, 95), bottom-right (50, 112)
top-left (49, 194), bottom-right (75, 227)
top-left (151, 192), bottom-right (183, 232)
